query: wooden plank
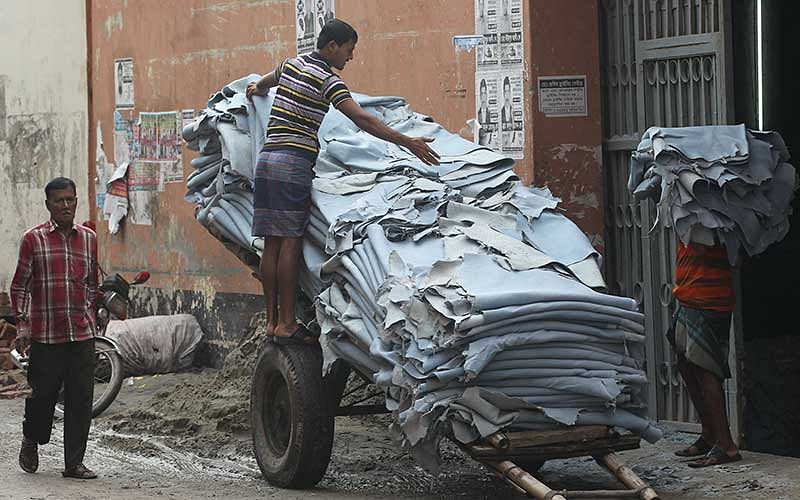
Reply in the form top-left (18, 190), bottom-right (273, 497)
top-left (472, 428), bottom-right (615, 454)
top-left (468, 434), bottom-right (641, 460)
top-left (488, 426), bottom-right (610, 450)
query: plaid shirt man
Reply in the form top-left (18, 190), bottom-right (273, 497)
top-left (10, 220), bottom-right (98, 344)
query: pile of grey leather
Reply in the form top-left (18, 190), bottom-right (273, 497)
top-left (184, 75), bottom-right (661, 468)
top-left (629, 125), bottom-right (796, 263)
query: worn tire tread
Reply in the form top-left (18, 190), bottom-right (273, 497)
top-left (250, 343), bottom-right (333, 489)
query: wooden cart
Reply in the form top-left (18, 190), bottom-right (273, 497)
top-left (216, 231), bottom-right (661, 499)
top-left (249, 341), bottom-right (661, 499)
top-left (465, 427), bottom-right (660, 499)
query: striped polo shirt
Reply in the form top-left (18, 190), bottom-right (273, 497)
top-left (263, 52), bottom-right (352, 157)
top-left (672, 242), bottom-right (735, 312)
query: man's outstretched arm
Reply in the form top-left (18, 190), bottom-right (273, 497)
top-left (246, 66), bottom-right (282, 99)
top-left (336, 99), bottom-right (440, 166)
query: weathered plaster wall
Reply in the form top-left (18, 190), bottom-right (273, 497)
top-left (528, 0), bottom-right (604, 249)
top-left (0, 0), bottom-right (89, 292)
top-left (89, 0), bottom-right (601, 356)
top-left (89, 0), bottom-right (496, 355)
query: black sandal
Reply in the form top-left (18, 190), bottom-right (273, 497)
top-left (675, 436), bottom-right (712, 457)
top-left (18, 438), bottom-right (38, 473)
top-left (687, 445), bottom-right (742, 468)
top-left (62, 463), bottom-right (98, 479)
top-left (270, 325), bottom-right (319, 345)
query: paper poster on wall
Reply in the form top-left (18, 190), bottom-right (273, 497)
top-left (296, 0), bottom-right (315, 54)
top-left (138, 113), bottom-right (159, 161)
top-left (114, 58), bottom-right (134, 109)
top-left (296, 0), bottom-right (336, 55)
top-left (181, 109), bottom-right (196, 129)
top-left (475, 0), bottom-right (499, 71)
top-left (499, 72), bottom-right (525, 158)
top-left (113, 111), bottom-right (135, 166)
top-left (161, 160), bottom-right (183, 184)
top-left (104, 163), bottom-right (129, 231)
top-left (314, 0), bottom-right (335, 39)
top-left (475, 0), bottom-right (524, 158)
top-left (139, 111), bottom-right (181, 163)
top-left (128, 160), bottom-right (162, 192)
top-left (95, 122), bottom-right (112, 210)
top-left (538, 75), bottom-right (588, 117)
top-left (128, 191), bottom-right (156, 226)
top-left (475, 73), bottom-right (500, 150)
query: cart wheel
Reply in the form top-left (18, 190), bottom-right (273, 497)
top-left (250, 342), bottom-right (334, 489)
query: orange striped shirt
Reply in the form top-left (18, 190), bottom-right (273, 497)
top-left (672, 242), bottom-right (735, 312)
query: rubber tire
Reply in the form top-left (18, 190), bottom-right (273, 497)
top-left (54, 337), bottom-right (124, 418)
top-left (250, 342), bottom-right (334, 489)
top-left (90, 338), bottom-right (124, 417)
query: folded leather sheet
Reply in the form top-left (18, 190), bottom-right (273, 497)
top-left (628, 125), bottom-right (796, 263)
top-left (184, 75), bottom-right (661, 470)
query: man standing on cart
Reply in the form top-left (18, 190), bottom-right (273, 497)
top-left (246, 19), bottom-right (439, 343)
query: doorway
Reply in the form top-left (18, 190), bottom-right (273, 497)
top-left (734, 0), bottom-right (800, 457)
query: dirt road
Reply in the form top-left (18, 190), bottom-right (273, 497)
top-left (2, 367), bottom-right (799, 500)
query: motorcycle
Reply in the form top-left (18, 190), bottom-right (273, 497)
top-left (11, 270), bottom-right (150, 418)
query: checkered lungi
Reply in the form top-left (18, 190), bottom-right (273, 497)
top-left (667, 303), bottom-right (732, 379)
top-left (252, 149), bottom-right (315, 238)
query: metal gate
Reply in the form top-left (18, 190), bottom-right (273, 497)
top-left (599, 0), bottom-right (735, 432)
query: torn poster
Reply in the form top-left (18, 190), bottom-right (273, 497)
top-left (181, 109), bottom-right (196, 129)
top-left (128, 160), bottom-right (163, 192)
top-left (104, 162), bottom-right (129, 234)
top-left (128, 191), bottom-right (156, 226)
top-left (95, 122), bottom-right (112, 210)
top-left (161, 159), bottom-right (184, 184)
top-left (296, 0), bottom-right (334, 55)
top-left (113, 111), bottom-right (136, 167)
top-left (114, 58), bottom-right (134, 109)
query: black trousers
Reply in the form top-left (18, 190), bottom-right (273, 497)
top-left (23, 339), bottom-right (95, 469)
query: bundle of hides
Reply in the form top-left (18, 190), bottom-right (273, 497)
top-left (184, 75), bottom-right (661, 469)
top-left (629, 125), bottom-right (796, 263)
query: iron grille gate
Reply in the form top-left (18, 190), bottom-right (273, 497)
top-left (600, 0), bottom-right (737, 434)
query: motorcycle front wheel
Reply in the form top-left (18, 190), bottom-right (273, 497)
top-left (55, 337), bottom-right (124, 418)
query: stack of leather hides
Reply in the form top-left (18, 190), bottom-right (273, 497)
top-left (628, 125), bottom-right (796, 263)
top-left (184, 75), bottom-right (662, 469)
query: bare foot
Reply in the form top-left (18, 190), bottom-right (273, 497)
top-left (265, 322), bottom-right (277, 337)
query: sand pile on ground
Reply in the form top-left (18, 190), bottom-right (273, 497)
top-left (108, 313), bottom-right (268, 457)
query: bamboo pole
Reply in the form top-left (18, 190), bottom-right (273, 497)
top-left (595, 453), bottom-right (661, 500)
top-left (483, 460), bottom-right (567, 500)
top-left (486, 431), bottom-right (510, 449)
